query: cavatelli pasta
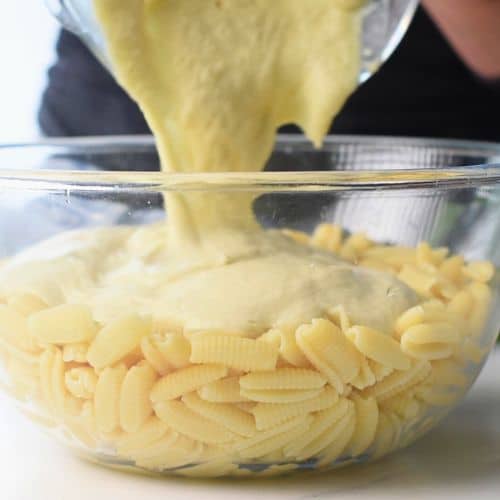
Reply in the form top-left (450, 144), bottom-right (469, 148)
top-left (348, 395), bottom-right (378, 456)
top-left (140, 335), bottom-right (170, 375)
top-left (65, 367), bottom-right (98, 399)
top-left (318, 411), bottom-right (356, 466)
top-left (367, 358), bottom-right (393, 382)
top-left (361, 360), bottom-right (431, 402)
top-left (258, 328), bottom-right (309, 367)
top-left (439, 255), bottom-right (465, 284)
top-left (282, 398), bottom-right (350, 458)
top-left (182, 392), bottom-right (256, 437)
top-left (87, 314), bottom-right (151, 370)
top-left (8, 293), bottom-right (47, 317)
top-left (119, 361), bottom-right (158, 433)
top-left (467, 282), bottom-right (492, 334)
top-left (28, 304), bottom-right (98, 345)
top-left (154, 400), bottom-right (236, 444)
top-left (394, 300), bottom-right (449, 338)
top-left (398, 265), bottom-right (437, 298)
top-left (250, 385), bottom-right (338, 430)
top-left (240, 388), bottom-right (322, 404)
top-left (94, 363), bottom-right (127, 433)
top-left (240, 368), bottom-right (325, 391)
top-left (351, 357), bottom-right (377, 390)
top-left (400, 322), bottom-right (459, 360)
top-left (190, 335), bottom-right (278, 372)
top-left (346, 326), bottom-right (410, 370)
top-left (0, 305), bottom-right (40, 353)
top-left (62, 343), bottom-right (89, 363)
top-left (151, 364), bottom-right (228, 402)
top-left (296, 319), bottom-right (360, 392)
top-left (153, 332), bottom-right (191, 370)
top-left (116, 417), bottom-right (169, 455)
top-left (311, 223), bottom-right (343, 252)
top-left (237, 415), bottom-right (313, 460)
top-left (463, 261), bottom-right (495, 283)
top-left (327, 305), bottom-right (351, 333)
top-left (299, 402), bottom-right (354, 462)
top-left (198, 376), bottom-right (248, 403)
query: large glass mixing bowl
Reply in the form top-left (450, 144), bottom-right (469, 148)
top-left (0, 136), bottom-right (498, 478)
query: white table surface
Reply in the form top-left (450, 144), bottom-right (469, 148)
top-left (1, 350), bottom-right (499, 500)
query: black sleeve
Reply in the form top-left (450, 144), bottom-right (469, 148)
top-left (38, 30), bottom-right (150, 137)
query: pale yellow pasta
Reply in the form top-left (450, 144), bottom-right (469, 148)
top-left (94, 363), bottom-right (127, 433)
top-left (6, 356), bottom-right (40, 401)
top-left (28, 304), bottom-right (98, 345)
top-left (251, 385), bottom-right (338, 430)
top-left (237, 416), bottom-right (313, 460)
top-left (398, 265), bottom-right (437, 298)
top-left (361, 360), bottom-right (431, 402)
top-left (463, 261), bottom-right (495, 283)
top-left (455, 338), bottom-right (485, 364)
top-left (8, 293), bottom-right (47, 317)
top-left (65, 367), bottom-right (98, 399)
top-left (135, 435), bottom-right (203, 470)
top-left (39, 347), bottom-right (62, 416)
top-left (346, 325), bottom-right (410, 370)
top-left (447, 289), bottom-right (474, 320)
top-left (380, 392), bottom-right (420, 420)
top-left (372, 411), bottom-right (401, 458)
top-left (190, 335), bottom-right (278, 372)
top-left (467, 282), bottom-right (492, 333)
top-left (394, 300), bottom-right (449, 338)
top-left (299, 402), bottom-right (355, 462)
top-left (182, 392), bottom-right (256, 437)
top-left (400, 322), bottom-right (459, 360)
top-left (414, 383), bottom-right (463, 407)
top-left (311, 223), bottom-right (342, 252)
top-left (367, 358), bottom-right (393, 382)
top-left (87, 314), bottom-right (152, 370)
top-left (176, 460), bottom-right (238, 478)
top-left (153, 332), bottom-right (191, 370)
top-left (62, 343), bottom-right (89, 363)
top-left (296, 318), bottom-right (361, 392)
top-left (154, 400), bottom-right (236, 444)
top-left (198, 376), bottom-right (248, 403)
top-left (259, 328), bottom-right (309, 367)
top-left (283, 398), bottom-right (350, 458)
top-left (439, 255), bottom-right (465, 284)
top-left (124, 430), bottom-right (178, 461)
top-left (318, 411), bottom-right (356, 466)
top-left (363, 246), bottom-right (416, 270)
top-left (351, 357), bottom-right (376, 390)
top-left (150, 364), bottom-right (228, 402)
top-left (116, 416), bottom-right (169, 455)
top-left (240, 387), bottom-right (322, 404)
top-left (0, 304), bottom-right (39, 353)
top-left (348, 395), bottom-right (378, 456)
top-left (240, 368), bottom-right (325, 391)
top-left (140, 335), bottom-right (170, 375)
top-left (120, 361), bottom-right (158, 433)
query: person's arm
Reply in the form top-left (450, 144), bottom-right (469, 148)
top-left (422, 0), bottom-right (500, 80)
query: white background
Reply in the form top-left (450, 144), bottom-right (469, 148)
top-left (0, 2), bottom-right (58, 141)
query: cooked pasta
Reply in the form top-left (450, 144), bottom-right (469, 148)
top-left (119, 361), bottom-right (158, 433)
top-left (182, 392), bottom-right (256, 437)
top-left (94, 363), bottom-right (127, 433)
top-left (87, 314), bottom-right (152, 370)
top-left (154, 400), bottom-right (236, 444)
top-left (346, 325), bottom-right (410, 370)
top-left (29, 304), bottom-right (98, 345)
top-left (190, 335), bottom-right (278, 371)
top-left (198, 376), bottom-right (248, 403)
top-left (240, 368), bottom-right (325, 390)
top-left (0, 224), bottom-right (494, 476)
top-left (151, 364), bottom-right (228, 402)
top-left (296, 319), bottom-right (361, 392)
top-left (251, 385), bottom-right (338, 430)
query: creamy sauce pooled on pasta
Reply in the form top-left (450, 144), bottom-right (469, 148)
top-left (0, 0), bottom-right (417, 335)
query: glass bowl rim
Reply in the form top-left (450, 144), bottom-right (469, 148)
top-left (1, 134), bottom-right (500, 193)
